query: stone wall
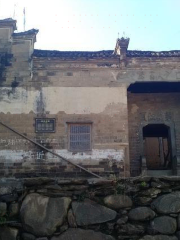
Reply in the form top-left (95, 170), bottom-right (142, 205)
top-left (1, 176), bottom-right (180, 239)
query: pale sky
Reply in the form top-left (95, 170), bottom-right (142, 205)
top-left (0, 0), bottom-right (180, 51)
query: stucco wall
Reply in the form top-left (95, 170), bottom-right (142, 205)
top-left (0, 86), bottom-right (129, 178)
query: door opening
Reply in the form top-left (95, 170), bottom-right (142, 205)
top-left (143, 124), bottom-right (172, 170)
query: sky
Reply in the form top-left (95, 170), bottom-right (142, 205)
top-left (0, 0), bottom-right (179, 51)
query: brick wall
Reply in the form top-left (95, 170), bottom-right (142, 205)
top-left (0, 107), bottom-right (128, 178)
top-left (128, 92), bottom-right (180, 176)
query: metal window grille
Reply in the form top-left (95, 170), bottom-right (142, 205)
top-left (69, 124), bottom-right (91, 151)
top-left (35, 119), bottom-right (55, 133)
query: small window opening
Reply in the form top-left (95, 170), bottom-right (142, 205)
top-left (68, 123), bottom-right (92, 151)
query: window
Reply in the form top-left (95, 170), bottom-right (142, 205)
top-left (35, 118), bottom-right (55, 133)
top-left (68, 123), bottom-right (92, 151)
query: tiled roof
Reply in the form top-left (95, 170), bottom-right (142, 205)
top-left (127, 50), bottom-right (180, 57)
top-left (0, 18), bottom-right (15, 23)
top-left (33, 49), bottom-right (180, 59)
top-left (33, 50), bottom-right (115, 59)
top-left (13, 29), bottom-right (39, 36)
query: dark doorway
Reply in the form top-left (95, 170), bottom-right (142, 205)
top-left (143, 124), bottom-right (172, 170)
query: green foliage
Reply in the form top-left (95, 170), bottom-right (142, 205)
top-left (141, 181), bottom-right (147, 187)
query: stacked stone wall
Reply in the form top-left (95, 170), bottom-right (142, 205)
top-left (1, 176), bottom-right (180, 239)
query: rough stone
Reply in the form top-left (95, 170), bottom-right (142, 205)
top-left (51, 228), bottom-right (115, 240)
top-left (132, 177), bottom-right (152, 183)
top-left (36, 238), bottom-right (48, 240)
top-left (0, 193), bottom-right (18, 202)
top-left (136, 197), bottom-right (152, 205)
top-left (67, 209), bottom-right (77, 228)
top-left (151, 181), bottom-right (170, 189)
top-left (0, 178), bottom-right (23, 196)
top-left (0, 202), bottom-right (7, 216)
top-left (128, 207), bottom-right (155, 221)
top-left (140, 235), bottom-right (178, 240)
top-left (21, 232), bottom-right (36, 240)
top-left (177, 213), bottom-right (180, 230)
top-left (20, 193), bottom-right (71, 236)
top-left (118, 223), bottom-right (145, 235)
top-left (23, 177), bottom-right (55, 186)
top-left (150, 216), bottom-right (177, 234)
top-left (141, 188), bottom-right (161, 198)
top-left (176, 231), bottom-right (180, 240)
top-left (104, 195), bottom-right (132, 209)
top-left (116, 216), bottom-right (128, 225)
top-left (9, 202), bottom-right (19, 217)
top-left (72, 200), bottom-right (117, 226)
top-left (151, 192), bottom-right (180, 214)
top-left (0, 226), bottom-right (18, 240)
top-left (87, 178), bottom-right (113, 186)
top-left (160, 176), bottom-right (180, 182)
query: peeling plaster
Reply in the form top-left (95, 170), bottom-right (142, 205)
top-left (0, 149), bottom-right (124, 165)
top-left (0, 87), bottom-right (127, 114)
top-left (131, 104), bottom-right (139, 114)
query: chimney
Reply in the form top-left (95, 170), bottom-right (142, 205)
top-left (114, 37), bottom-right (130, 60)
top-left (0, 18), bottom-right (17, 35)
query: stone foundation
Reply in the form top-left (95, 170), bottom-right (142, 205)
top-left (1, 176), bottom-right (180, 239)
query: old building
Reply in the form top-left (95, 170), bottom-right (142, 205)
top-left (0, 18), bottom-right (180, 178)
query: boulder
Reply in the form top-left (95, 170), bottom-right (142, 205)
top-left (151, 192), bottom-right (180, 214)
top-left (51, 228), bottom-right (115, 240)
top-left (0, 226), bottom-right (18, 240)
top-left (150, 216), bottom-right (177, 234)
top-left (104, 195), bottom-right (132, 209)
top-left (72, 200), bottom-right (116, 226)
top-left (0, 202), bottom-right (7, 216)
top-left (20, 193), bottom-right (71, 236)
top-left (140, 235), bottom-right (178, 240)
top-left (128, 207), bottom-right (155, 221)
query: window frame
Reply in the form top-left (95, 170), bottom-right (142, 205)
top-left (35, 118), bottom-right (56, 133)
top-left (68, 122), bottom-right (92, 152)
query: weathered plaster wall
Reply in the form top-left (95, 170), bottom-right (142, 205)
top-left (0, 87), bottom-right (127, 114)
top-left (1, 20), bottom-right (180, 178)
top-left (0, 85), bottom-right (129, 178)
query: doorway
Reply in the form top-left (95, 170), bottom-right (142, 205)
top-left (143, 124), bottom-right (172, 170)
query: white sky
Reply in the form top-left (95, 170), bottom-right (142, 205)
top-left (0, 0), bottom-right (180, 51)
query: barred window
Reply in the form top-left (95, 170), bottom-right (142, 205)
top-left (35, 119), bottom-right (55, 133)
top-left (69, 123), bottom-right (92, 151)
